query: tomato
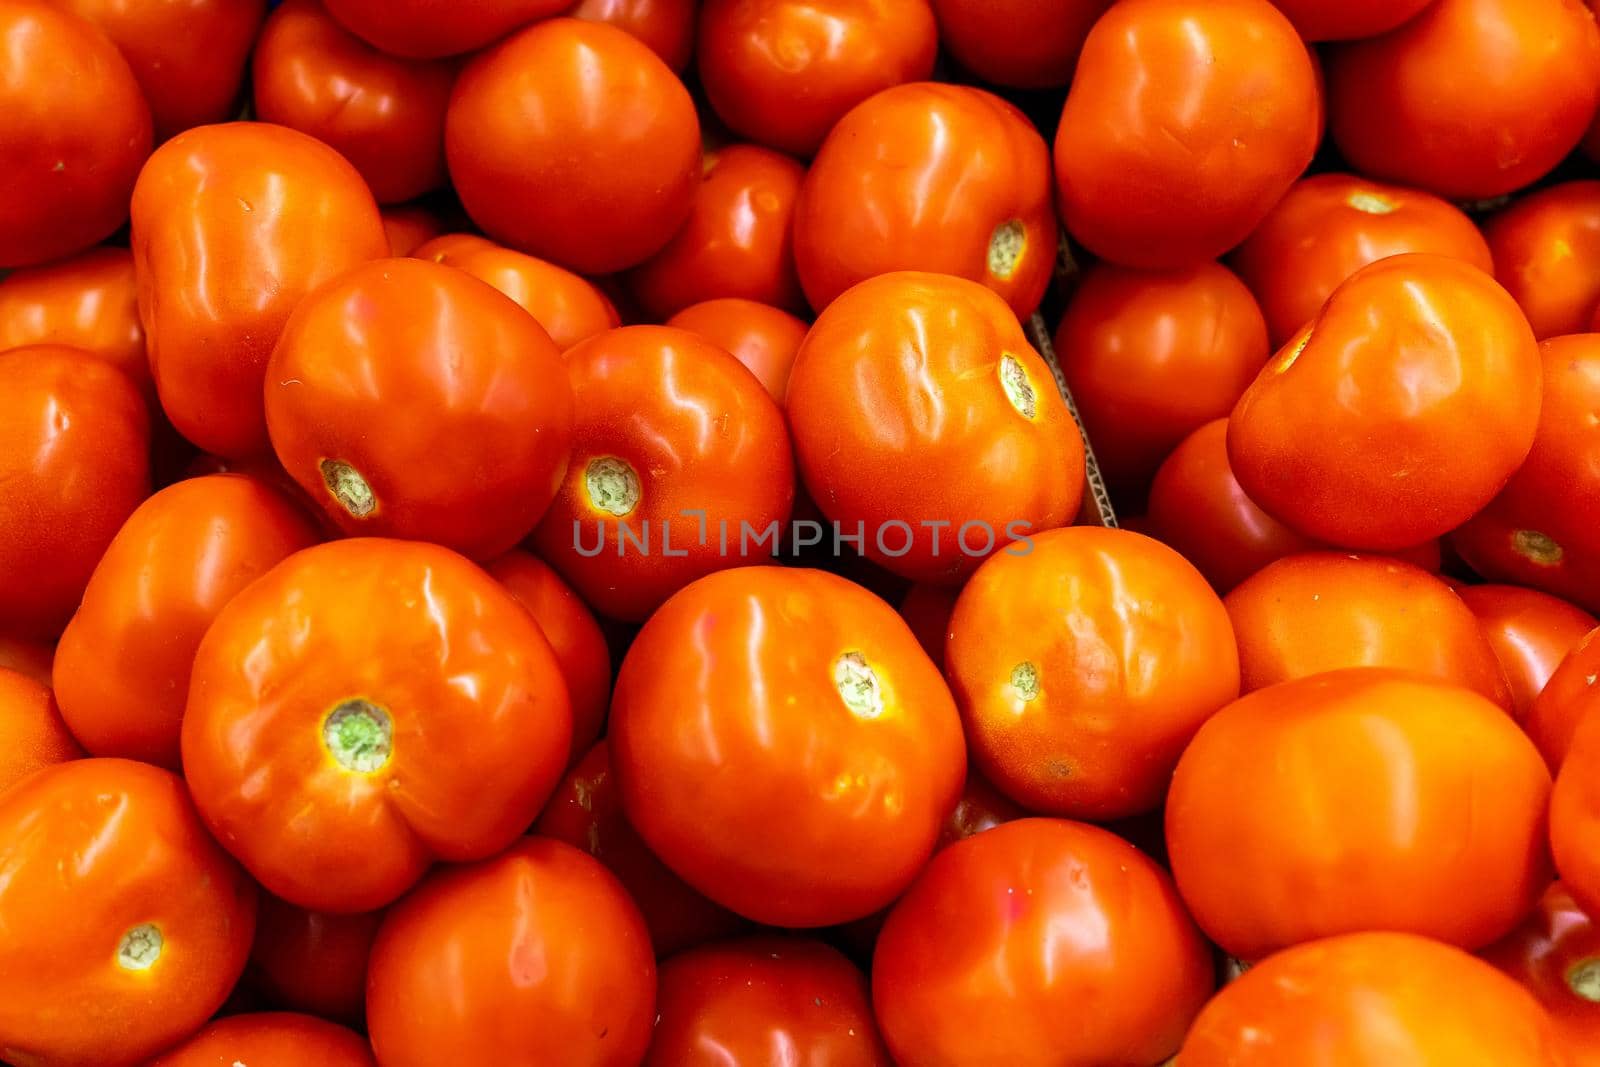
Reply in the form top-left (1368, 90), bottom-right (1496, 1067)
top-left (898, 581), bottom-right (960, 668)
top-left (1167, 668), bottom-right (1553, 961)
top-left (930, 0), bottom-right (1113, 88)
top-left (1179, 931), bottom-right (1569, 1066)
top-left (610, 566), bottom-right (966, 926)
top-left (248, 897), bottom-right (381, 1024)
top-left (0, 0), bottom-right (151, 268)
top-left (1054, 0), bottom-right (1319, 269)
top-left (572, 0), bottom-right (695, 70)
top-left (0, 637), bottom-right (53, 687)
top-left (253, 0), bottom-right (454, 204)
top-left (697, 0), bottom-right (937, 158)
top-left (0, 346), bottom-right (150, 639)
top-left (1327, 0), bottom-right (1600, 201)
top-left (448, 19), bottom-right (700, 274)
top-left (1230, 172), bottom-right (1494, 347)
top-left (665, 298), bottom-right (809, 403)
top-left (1554, 709), bottom-right (1600, 920)
top-left (1528, 627), bottom-right (1600, 770)
top-left (442, 241), bottom-right (621, 351)
top-left (787, 272), bottom-right (1084, 584)
top-left (182, 538), bottom-right (573, 913)
top-left (946, 527), bottom-right (1238, 818)
top-left (874, 818), bottom-right (1214, 1067)
top-left (1484, 183), bottom-right (1600, 340)
top-left (0, 246), bottom-right (149, 398)
top-left (1054, 261), bottom-right (1269, 491)
top-left (1229, 254), bottom-right (1541, 550)
top-left (367, 837), bottom-right (655, 1067)
top-left (131, 122), bottom-right (387, 460)
top-left (0, 668), bottom-right (81, 797)
top-left (938, 771), bottom-right (1025, 849)
top-left (149, 1013), bottom-right (374, 1067)
top-left (1484, 883), bottom-right (1600, 1067)
top-left (322, 0), bottom-right (570, 57)
top-left (380, 205), bottom-right (445, 257)
top-left (1460, 585), bottom-right (1598, 722)
top-left (0, 759), bottom-right (256, 1067)
top-left (411, 232), bottom-right (497, 264)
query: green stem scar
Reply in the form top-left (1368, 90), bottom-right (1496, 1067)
top-left (1569, 959), bottom-right (1600, 1003)
top-left (585, 457), bottom-right (640, 517)
top-left (320, 460), bottom-right (376, 518)
top-left (1346, 191), bottom-right (1398, 215)
top-left (999, 354), bottom-right (1037, 419)
top-left (988, 220), bottom-right (1026, 280)
top-left (834, 652), bottom-right (884, 718)
top-left (1512, 529), bottom-right (1563, 566)
top-left (117, 924), bottom-right (162, 970)
top-left (1010, 662), bottom-right (1040, 701)
top-left (323, 699), bottom-right (394, 773)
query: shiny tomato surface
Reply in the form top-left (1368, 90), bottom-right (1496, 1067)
top-left (0, 668), bottom-right (81, 797)
top-left (0, 246), bottom-right (149, 398)
top-left (572, 0), bottom-right (696, 70)
top-left (1553, 709), bottom-right (1600, 920)
top-left (322, 0), bottom-right (571, 57)
top-left (666, 298), bottom-right (809, 403)
top-left (443, 240), bottom-right (621, 352)
top-left (1484, 883), bottom-right (1600, 1067)
top-left (1527, 626), bottom-right (1600, 770)
top-left (1460, 585), bottom-right (1598, 722)
top-left (248, 897), bottom-right (381, 1024)
top-left (149, 1013), bottom-right (374, 1067)
top-left (1486, 182), bottom-right (1600, 340)
top-left (931, 0), bottom-right (1113, 88)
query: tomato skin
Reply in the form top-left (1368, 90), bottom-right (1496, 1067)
top-left (253, 0), bottom-right (454, 204)
top-left (873, 818), bottom-right (1214, 1067)
top-left (0, 759), bottom-right (257, 1067)
top-left (1327, 0), bottom-right (1600, 201)
top-left (248, 897), bottom-right (381, 1024)
top-left (148, 1013), bottom-right (374, 1067)
top-left (1483, 883), bottom-right (1600, 1067)
top-left (444, 242), bottom-right (621, 351)
top-left (611, 566), bottom-right (967, 927)
top-left (0, 246), bottom-right (150, 398)
top-left (1554, 710), bottom-right (1600, 920)
top-left (367, 837), bottom-right (656, 1067)
top-left (182, 538), bottom-right (573, 914)
top-left (898, 581), bottom-right (960, 668)
top-left (1054, 0), bottom-right (1320, 269)
top-left (1166, 668), bottom-right (1553, 962)
top-left (322, 0), bottom-right (570, 57)
top-left (1460, 585), bottom-right (1598, 722)
top-left (1269, 0), bottom-right (1434, 39)
top-left (0, 345), bottom-right (151, 639)
top-left (380, 206), bottom-right (445, 257)
top-left (0, 668), bottom-right (82, 797)
top-left (130, 122), bottom-right (387, 460)
top-left (1230, 173), bottom-right (1494, 347)
top-left (411, 232), bottom-right (497, 265)
top-left (931, 0), bottom-right (1113, 88)
top-left (666, 298), bottom-right (809, 404)
top-left (1484, 184), bottom-right (1600, 341)
top-left (572, 0), bottom-right (695, 70)
top-left (448, 19), bottom-right (700, 275)
top-left (1527, 627), bottom-right (1600, 770)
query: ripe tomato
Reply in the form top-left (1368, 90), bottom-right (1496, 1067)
top-left (572, 0), bottom-right (695, 70)
top-left (182, 538), bottom-right (573, 913)
top-left (787, 272), bottom-right (1084, 584)
top-left (697, 0), bottom-right (937, 158)
top-left (149, 1013), bottom-right (374, 1067)
top-left (1485, 183), bottom-right (1600, 340)
top-left (1054, 261), bottom-right (1269, 491)
top-left (0, 759), bottom-right (256, 1067)
top-left (380, 205), bottom-right (445, 257)
top-left (610, 567), bottom-right (966, 926)
top-left (1167, 668), bottom-right (1553, 961)
top-left (1229, 254), bottom-right (1541, 550)
top-left (666, 298), bottom-right (809, 403)
top-left (1460, 585), bottom-right (1597, 722)
top-left (1327, 0), bottom-right (1600, 200)
top-left (448, 19), bottom-right (700, 274)
top-left (1554, 709), bottom-right (1600, 920)
top-left (1054, 0), bottom-right (1320, 269)
top-left (0, 668), bottom-right (81, 796)
top-left (253, 0), bottom-right (454, 204)
top-left (938, 772), bottom-right (1025, 848)
top-left (874, 818), bottom-right (1214, 1067)
top-left (0, 345), bottom-right (150, 639)
top-left (0, 0), bottom-right (151, 268)
top-left (265, 258), bottom-right (573, 561)
top-left (1269, 0), bottom-right (1434, 39)
top-left (248, 897), bottom-right (381, 1024)
top-left (0, 637), bottom-right (53, 686)
top-left (322, 0), bottom-right (570, 57)
top-left (442, 241), bottom-right (621, 352)
top-left (1179, 932), bottom-right (1569, 1066)
top-left (898, 581), bottom-right (960, 667)
top-left (930, 0), bottom-right (1113, 88)
top-left (1484, 883), bottom-right (1600, 1067)
top-left (946, 527), bottom-right (1239, 819)
top-left (0, 246), bottom-right (149, 398)
top-left (367, 837), bottom-right (655, 1067)
top-left (1230, 173), bottom-right (1494, 347)
top-left (411, 232), bottom-right (497, 264)
top-left (1527, 627), bottom-right (1600, 770)
top-left (131, 122), bottom-right (387, 459)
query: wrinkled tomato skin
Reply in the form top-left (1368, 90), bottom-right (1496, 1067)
top-left (182, 539), bottom-right (573, 914)
top-left (149, 1013), bottom-right (375, 1067)
top-left (0, 246), bottom-right (150, 398)
top-left (666, 298), bottom-right (809, 404)
top-left (1269, 0), bottom-right (1434, 40)
top-left (0, 638), bottom-right (54, 687)
top-left (248, 897), bottom-right (382, 1024)
top-left (1486, 183), bottom-right (1600, 341)
top-left (1553, 710), bottom-right (1600, 920)
top-left (445, 241), bottom-right (621, 351)
top-left (1483, 883), bottom-right (1600, 1067)
top-left (131, 122), bottom-right (387, 460)
top-left (931, 0), bottom-right (1113, 88)
top-left (380, 205), bottom-right (445, 257)
top-left (322, 0), bottom-right (571, 57)
top-left (1527, 627), bottom-right (1600, 770)
top-left (898, 581), bottom-right (960, 668)
top-left (572, 0), bottom-right (696, 70)
top-left (1460, 585), bottom-right (1597, 722)
top-left (0, 668), bottom-right (82, 797)
top-left (1167, 669), bottom-right (1553, 962)
top-left (873, 818), bottom-right (1215, 1067)
top-left (0, 759), bottom-right (257, 1067)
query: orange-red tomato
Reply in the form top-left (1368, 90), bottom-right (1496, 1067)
top-left (1167, 669), bottom-right (1553, 961)
top-left (1460, 585), bottom-right (1598, 722)
top-left (665, 298), bottom-right (808, 404)
top-left (0, 637), bottom-right (53, 687)
top-left (0, 0), bottom-right (151, 268)
top-left (0, 345), bottom-right (150, 639)
top-left (1229, 254), bottom-right (1541, 550)
top-left (572, 0), bottom-right (695, 70)
top-left (149, 1013), bottom-right (375, 1067)
top-left (448, 19), bottom-right (700, 274)
top-left (1327, 0), bottom-right (1600, 200)
top-left (1269, 0), bottom-right (1434, 40)
top-left (697, 0), bottom-right (938, 158)
top-left (1527, 627), bottom-right (1600, 770)
top-left (874, 818), bottom-right (1214, 1067)
top-left (787, 272), bottom-right (1084, 584)
top-left (898, 581), bottom-right (960, 668)
top-left (1485, 183), bottom-right (1600, 340)
top-left (1179, 931), bottom-right (1569, 1066)
top-left (794, 82), bottom-right (1055, 319)
top-left (947, 527), bottom-right (1239, 818)
top-left (0, 246), bottom-right (149, 398)
top-left (930, 0), bottom-right (1113, 88)
top-left (1231, 173), bottom-right (1494, 347)
top-left (366, 837), bottom-right (656, 1067)
top-left (441, 240), bottom-right (621, 352)
top-left (1554, 709), bottom-right (1600, 920)
top-left (1054, 0), bottom-right (1320, 269)
top-left (1483, 883), bottom-right (1600, 1067)
top-left (0, 759), bottom-right (257, 1067)
top-left (380, 205), bottom-right (445, 257)
top-left (322, 0), bottom-right (570, 57)
top-left (182, 539), bottom-right (573, 913)
top-left (131, 122), bottom-right (387, 459)
top-left (248, 897), bottom-right (382, 1024)
top-left (0, 668), bottom-right (81, 796)
top-left (410, 231), bottom-right (496, 265)
top-left (611, 567), bottom-right (967, 927)
top-left (253, 0), bottom-right (454, 204)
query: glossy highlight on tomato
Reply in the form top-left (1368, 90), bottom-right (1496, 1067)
top-left (0, 668), bottom-right (81, 797)
top-left (0, 246), bottom-right (150, 399)
top-left (1483, 883), bottom-right (1600, 1067)
top-left (1460, 585), bottom-right (1598, 722)
top-left (444, 240), bottom-right (622, 351)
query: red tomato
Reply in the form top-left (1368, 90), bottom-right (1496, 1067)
top-left (665, 298), bottom-right (809, 404)
top-left (253, 0), bottom-right (454, 204)
top-left (0, 668), bottom-right (81, 796)
top-left (380, 205), bottom-right (445, 257)
top-left (697, 0), bottom-right (937, 158)
top-left (1485, 183), bottom-right (1600, 340)
top-left (1167, 669), bottom-right (1553, 961)
top-left (0, 246), bottom-right (149, 398)
top-left (442, 241), bottom-right (621, 352)
top-left (787, 272), bottom-right (1084, 584)
top-left (1269, 0), bottom-right (1434, 39)
top-left (130, 122), bottom-right (387, 459)
top-left (930, 0), bottom-right (1113, 88)
top-left (366, 837), bottom-right (655, 1067)
top-left (149, 1013), bottom-right (374, 1067)
top-left (321, 0), bottom-right (570, 57)
top-left (1527, 627), bottom-right (1600, 770)
top-left (572, 0), bottom-right (695, 70)
top-left (1460, 585), bottom-right (1598, 722)
top-left (248, 897), bottom-right (381, 1024)
top-left (1554, 709), bottom-right (1600, 920)
top-left (0, 759), bottom-right (257, 1067)
top-left (411, 232), bottom-right (497, 264)
top-left (1483, 883), bottom-right (1600, 1067)
top-left (1230, 173), bottom-right (1494, 347)
top-left (0, 637), bottom-right (53, 687)
top-left (1327, 0), bottom-right (1600, 200)
top-left (1054, 0), bottom-right (1320, 269)
top-left (182, 539), bottom-right (573, 913)
top-left (874, 818), bottom-right (1214, 1067)
top-left (0, 0), bottom-right (151, 268)
top-left (897, 581), bottom-right (960, 667)
top-left (448, 19), bottom-right (700, 274)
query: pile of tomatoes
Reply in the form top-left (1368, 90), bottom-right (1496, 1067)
top-left (4, 0), bottom-right (1600, 1064)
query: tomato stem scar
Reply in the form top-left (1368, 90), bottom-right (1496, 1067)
top-left (1346, 191), bottom-right (1397, 215)
top-left (1010, 662), bottom-right (1040, 701)
top-left (585, 457), bottom-right (640, 517)
top-left (988, 219), bottom-right (1026, 280)
top-left (320, 459), bottom-right (376, 518)
top-left (998, 354), bottom-right (1037, 419)
top-left (1569, 958), bottom-right (1600, 1003)
top-left (834, 652), bottom-right (884, 718)
top-left (1511, 529), bottom-right (1563, 566)
top-left (116, 924), bottom-right (162, 970)
top-left (323, 699), bottom-right (394, 773)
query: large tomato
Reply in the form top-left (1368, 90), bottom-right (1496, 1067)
top-left (1229, 254), bottom-right (1541, 550)
top-left (572, 0), bottom-right (696, 70)
top-left (1484, 883), bottom-right (1600, 1067)
top-left (447, 19), bottom-right (700, 274)
top-left (182, 539), bottom-right (573, 913)
top-left (1553, 709), bottom-right (1600, 920)
top-left (149, 1013), bottom-right (374, 1067)
top-left (666, 297), bottom-right (809, 403)
top-left (1484, 183), bottom-right (1600, 340)
top-left (440, 240), bottom-right (621, 352)
top-left (248, 897), bottom-right (381, 1024)
top-left (1268, 0), bottom-right (1434, 39)
top-left (930, 0), bottom-right (1113, 88)
top-left (0, 246), bottom-right (149, 398)
top-left (0, 759), bottom-right (257, 1067)
top-left (130, 122), bottom-right (387, 459)
top-left (1460, 585), bottom-right (1597, 722)
top-left (1527, 627), bottom-right (1600, 770)
top-left (321, 0), bottom-right (570, 57)
top-left (0, 668), bottom-right (81, 796)
top-left (1167, 668), bottom-right (1552, 961)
